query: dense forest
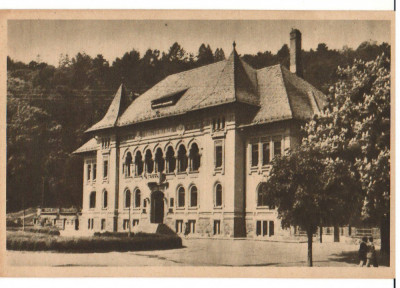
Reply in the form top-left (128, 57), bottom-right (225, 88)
top-left (6, 40), bottom-right (390, 212)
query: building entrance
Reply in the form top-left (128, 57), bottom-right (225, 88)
top-left (150, 191), bottom-right (164, 224)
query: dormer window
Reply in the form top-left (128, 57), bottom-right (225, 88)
top-left (151, 89), bottom-right (187, 109)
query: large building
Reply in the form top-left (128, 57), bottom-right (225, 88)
top-left (74, 29), bottom-right (326, 238)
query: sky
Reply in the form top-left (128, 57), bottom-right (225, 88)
top-left (8, 20), bottom-right (391, 66)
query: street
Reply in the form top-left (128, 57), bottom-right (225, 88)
top-left (6, 238), bottom-right (385, 267)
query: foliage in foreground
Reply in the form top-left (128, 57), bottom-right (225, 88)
top-left (7, 231), bottom-right (182, 253)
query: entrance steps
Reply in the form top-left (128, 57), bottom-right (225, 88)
top-left (132, 223), bottom-right (176, 235)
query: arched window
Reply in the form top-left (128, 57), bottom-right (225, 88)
top-left (134, 151), bottom-right (143, 176)
top-left (177, 186), bottom-right (185, 207)
top-left (145, 149), bottom-right (154, 174)
top-left (102, 190), bottom-right (108, 209)
top-left (134, 189), bottom-right (141, 208)
top-left (257, 182), bottom-right (274, 208)
top-left (177, 144), bottom-right (188, 173)
top-left (124, 152), bottom-right (133, 177)
top-left (155, 148), bottom-right (164, 173)
top-left (215, 184), bottom-right (222, 207)
top-left (189, 143), bottom-right (200, 172)
top-left (166, 146), bottom-right (176, 173)
top-left (89, 192), bottom-right (96, 209)
top-left (190, 186), bottom-right (198, 207)
top-left (124, 190), bottom-right (131, 208)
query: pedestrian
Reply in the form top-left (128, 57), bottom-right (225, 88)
top-left (366, 236), bottom-right (378, 267)
top-left (358, 236), bottom-right (367, 267)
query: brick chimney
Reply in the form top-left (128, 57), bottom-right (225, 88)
top-left (290, 29), bottom-right (303, 77)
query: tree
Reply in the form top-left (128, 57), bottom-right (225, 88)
top-left (214, 48), bottom-right (226, 61)
top-left (197, 44), bottom-right (214, 66)
top-left (264, 146), bottom-right (359, 266)
top-left (303, 55), bottom-right (391, 255)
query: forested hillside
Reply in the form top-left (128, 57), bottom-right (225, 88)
top-left (6, 40), bottom-right (390, 212)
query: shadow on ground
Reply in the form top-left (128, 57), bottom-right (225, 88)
top-left (328, 249), bottom-right (389, 267)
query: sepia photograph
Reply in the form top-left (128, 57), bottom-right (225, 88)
top-left (1, 10), bottom-right (394, 277)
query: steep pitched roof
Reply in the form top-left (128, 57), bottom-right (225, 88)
top-left (85, 46), bottom-right (326, 133)
top-left (73, 137), bottom-right (98, 154)
top-left (116, 48), bottom-right (259, 127)
top-left (249, 65), bottom-right (326, 125)
top-left (86, 84), bottom-right (131, 132)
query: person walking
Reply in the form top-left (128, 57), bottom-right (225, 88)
top-left (358, 236), bottom-right (368, 267)
top-left (366, 237), bottom-right (378, 267)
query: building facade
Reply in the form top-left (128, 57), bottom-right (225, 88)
top-left (74, 29), bottom-right (326, 238)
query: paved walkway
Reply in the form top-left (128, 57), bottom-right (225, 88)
top-left (7, 238), bottom-right (384, 267)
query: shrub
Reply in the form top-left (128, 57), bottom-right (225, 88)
top-left (7, 231), bottom-right (182, 253)
top-left (23, 227), bottom-right (60, 236)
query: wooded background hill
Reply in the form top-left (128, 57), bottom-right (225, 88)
top-left (6, 41), bottom-right (390, 212)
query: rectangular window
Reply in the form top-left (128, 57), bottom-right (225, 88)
top-left (262, 221), bottom-right (268, 236)
top-left (256, 221), bottom-right (262, 236)
top-left (103, 160), bottom-right (108, 178)
top-left (269, 221), bottom-right (275, 236)
top-left (123, 219), bottom-right (129, 230)
top-left (88, 219), bottom-right (91, 230)
top-left (215, 143), bottom-right (223, 168)
top-left (176, 220), bottom-right (183, 233)
top-left (133, 219), bottom-right (139, 227)
top-left (170, 198), bottom-right (174, 207)
top-left (251, 144), bottom-right (259, 167)
top-left (91, 219), bottom-right (94, 230)
top-left (93, 163), bottom-right (97, 180)
top-left (189, 220), bottom-right (196, 234)
top-left (274, 141), bottom-right (281, 158)
top-left (213, 220), bottom-right (221, 235)
top-left (87, 164), bottom-right (91, 180)
top-left (101, 219), bottom-right (106, 230)
top-left (262, 143), bottom-right (270, 165)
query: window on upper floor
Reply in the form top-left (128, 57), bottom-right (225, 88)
top-left (189, 143), bottom-right (200, 172)
top-left (274, 140), bottom-right (282, 158)
top-left (134, 189), bottom-right (141, 208)
top-left (177, 186), bottom-right (185, 208)
top-left (103, 160), bottom-right (108, 179)
top-left (93, 163), bottom-right (97, 180)
top-left (177, 145), bottom-right (188, 173)
top-left (166, 146), bottom-right (176, 173)
top-left (101, 138), bottom-right (110, 149)
top-left (251, 143), bottom-right (259, 167)
top-left (134, 151), bottom-right (143, 176)
top-left (124, 190), bottom-right (131, 209)
top-left (262, 142), bottom-right (270, 165)
top-left (102, 190), bottom-right (108, 209)
top-left (124, 152), bottom-right (133, 177)
top-left (89, 191), bottom-right (96, 209)
top-left (215, 183), bottom-right (223, 207)
top-left (190, 186), bottom-right (198, 207)
top-left (212, 116), bottom-right (225, 131)
top-left (257, 182), bottom-right (275, 208)
top-left (215, 141), bottom-right (223, 169)
top-left (87, 164), bottom-right (91, 181)
top-left (145, 149), bottom-right (154, 174)
top-left (155, 148), bottom-right (165, 173)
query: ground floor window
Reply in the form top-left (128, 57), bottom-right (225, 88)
top-left (188, 220), bottom-right (196, 234)
top-left (101, 219), bottom-right (106, 230)
top-left (133, 219), bottom-right (139, 227)
top-left (213, 220), bottom-right (221, 235)
top-left (256, 220), bottom-right (274, 237)
top-left (176, 220), bottom-right (183, 233)
top-left (123, 219), bottom-right (129, 230)
top-left (87, 218), bottom-right (94, 230)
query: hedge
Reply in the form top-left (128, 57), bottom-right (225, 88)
top-left (7, 232), bottom-right (182, 253)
